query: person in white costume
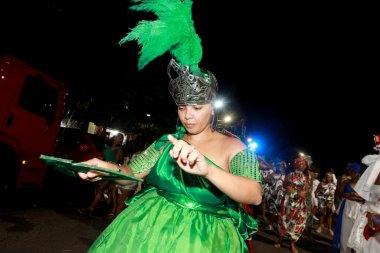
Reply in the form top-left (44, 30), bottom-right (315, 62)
top-left (347, 145), bottom-right (380, 253)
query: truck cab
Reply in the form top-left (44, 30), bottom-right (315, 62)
top-left (0, 54), bottom-right (67, 191)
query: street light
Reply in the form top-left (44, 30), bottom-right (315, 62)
top-left (214, 100), bottom-right (224, 109)
top-left (249, 142), bottom-right (258, 151)
top-left (223, 115), bottom-right (232, 123)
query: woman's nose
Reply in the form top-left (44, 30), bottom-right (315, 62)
top-left (184, 111), bottom-right (191, 119)
top-left (184, 108), bottom-right (193, 119)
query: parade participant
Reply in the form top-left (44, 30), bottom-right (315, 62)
top-left (347, 142), bottom-right (380, 253)
top-left (267, 160), bottom-right (287, 231)
top-left (258, 156), bottom-right (275, 225)
top-left (77, 0), bottom-right (262, 252)
top-left (78, 133), bottom-right (124, 217)
top-left (305, 164), bottom-right (320, 240)
top-left (274, 154), bottom-right (312, 253)
top-left (332, 162), bottom-right (364, 253)
top-left (315, 170), bottom-right (336, 236)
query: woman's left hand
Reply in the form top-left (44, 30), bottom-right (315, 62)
top-left (168, 134), bottom-right (211, 177)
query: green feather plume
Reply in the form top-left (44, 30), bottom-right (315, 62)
top-left (119, 0), bottom-right (202, 73)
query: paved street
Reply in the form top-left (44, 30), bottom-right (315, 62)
top-left (251, 219), bottom-right (334, 253)
top-left (0, 175), bottom-right (335, 253)
top-left (0, 204), bottom-right (335, 252)
top-left (0, 206), bottom-right (335, 253)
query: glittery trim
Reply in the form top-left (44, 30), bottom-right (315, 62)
top-left (230, 149), bottom-right (262, 183)
top-left (129, 142), bottom-right (161, 174)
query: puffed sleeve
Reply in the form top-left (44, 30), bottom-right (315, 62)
top-left (230, 149), bottom-right (262, 184)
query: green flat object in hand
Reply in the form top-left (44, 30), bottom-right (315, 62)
top-left (40, 155), bottom-right (143, 182)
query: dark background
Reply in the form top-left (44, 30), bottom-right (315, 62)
top-left (1, 0), bottom-right (378, 171)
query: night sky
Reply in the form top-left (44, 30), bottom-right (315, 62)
top-left (1, 0), bottom-right (378, 172)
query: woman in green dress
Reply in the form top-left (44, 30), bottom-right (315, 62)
top-left (78, 58), bottom-right (262, 252)
top-left (78, 1), bottom-right (262, 252)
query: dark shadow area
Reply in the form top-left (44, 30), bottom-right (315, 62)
top-left (1, 169), bottom-right (96, 212)
top-left (0, 214), bottom-right (35, 232)
top-left (40, 169), bottom-right (96, 208)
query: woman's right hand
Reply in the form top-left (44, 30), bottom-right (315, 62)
top-left (77, 158), bottom-right (114, 182)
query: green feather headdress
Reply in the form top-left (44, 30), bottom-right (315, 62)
top-left (120, 0), bottom-right (218, 106)
top-left (119, 0), bottom-right (202, 73)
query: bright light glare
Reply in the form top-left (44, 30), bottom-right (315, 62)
top-left (223, 115), bottom-right (232, 123)
top-left (247, 138), bottom-right (252, 143)
top-left (214, 100), bottom-right (224, 108)
top-left (249, 142), bottom-right (258, 150)
top-left (299, 152), bottom-right (305, 157)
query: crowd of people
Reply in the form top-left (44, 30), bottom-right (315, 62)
top-left (77, 134), bottom-right (147, 219)
top-left (252, 151), bottom-right (380, 253)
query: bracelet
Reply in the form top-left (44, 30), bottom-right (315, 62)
top-left (108, 161), bottom-right (122, 172)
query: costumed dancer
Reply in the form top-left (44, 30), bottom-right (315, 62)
top-left (347, 141), bottom-right (380, 253)
top-left (78, 0), bottom-right (263, 252)
top-left (315, 170), bottom-right (336, 236)
top-left (267, 160), bottom-right (287, 231)
top-left (274, 154), bottom-right (312, 253)
top-left (332, 162), bottom-right (364, 253)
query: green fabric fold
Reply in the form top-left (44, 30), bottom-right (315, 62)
top-left (128, 185), bottom-right (258, 246)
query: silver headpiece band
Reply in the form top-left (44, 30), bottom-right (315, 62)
top-left (168, 59), bottom-right (218, 106)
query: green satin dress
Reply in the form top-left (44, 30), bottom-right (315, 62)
top-left (88, 133), bottom-right (257, 253)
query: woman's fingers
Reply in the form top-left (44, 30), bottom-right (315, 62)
top-left (77, 158), bottom-right (112, 181)
top-left (168, 134), bottom-right (197, 165)
top-left (78, 172), bottom-right (88, 180)
top-left (179, 144), bottom-right (194, 163)
top-left (167, 134), bottom-right (178, 145)
top-left (168, 135), bottom-right (189, 158)
top-left (187, 149), bottom-right (198, 166)
top-left (77, 170), bottom-right (102, 181)
top-left (168, 135), bottom-right (180, 158)
top-left (89, 177), bottom-right (102, 182)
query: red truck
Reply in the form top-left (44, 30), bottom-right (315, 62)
top-left (0, 54), bottom-right (67, 192)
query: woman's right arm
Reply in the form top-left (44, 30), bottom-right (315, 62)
top-left (77, 158), bottom-right (149, 184)
top-left (78, 140), bottom-right (162, 184)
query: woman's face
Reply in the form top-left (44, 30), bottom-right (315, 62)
top-left (326, 174), bottom-right (333, 182)
top-left (115, 134), bottom-right (124, 145)
top-left (293, 157), bottom-right (308, 171)
top-left (177, 104), bottom-right (213, 134)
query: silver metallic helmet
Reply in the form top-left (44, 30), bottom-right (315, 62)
top-left (167, 59), bottom-right (218, 106)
